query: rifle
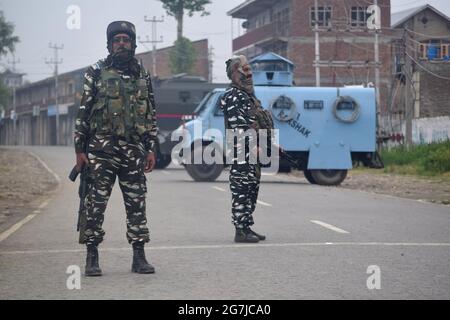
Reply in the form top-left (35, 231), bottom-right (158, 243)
top-left (69, 163), bottom-right (89, 244)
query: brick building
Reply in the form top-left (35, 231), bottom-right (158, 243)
top-left (391, 4), bottom-right (450, 119)
top-left (228, 0), bottom-right (393, 113)
top-left (137, 39), bottom-right (210, 81)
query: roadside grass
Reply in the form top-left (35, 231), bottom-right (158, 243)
top-left (352, 140), bottom-right (450, 182)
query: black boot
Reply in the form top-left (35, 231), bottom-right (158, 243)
top-left (132, 243), bottom-right (155, 274)
top-left (234, 228), bottom-right (260, 243)
top-left (248, 228), bottom-right (266, 241)
top-left (85, 245), bottom-right (102, 277)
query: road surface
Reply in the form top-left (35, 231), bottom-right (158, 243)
top-left (0, 146), bottom-right (449, 299)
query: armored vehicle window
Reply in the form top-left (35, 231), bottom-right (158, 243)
top-left (214, 93), bottom-right (225, 116)
top-left (251, 61), bottom-right (288, 72)
top-left (194, 91), bottom-right (214, 116)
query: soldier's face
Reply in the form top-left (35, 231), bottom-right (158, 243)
top-left (232, 57), bottom-right (254, 93)
top-left (112, 33), bottom-right (132, 53)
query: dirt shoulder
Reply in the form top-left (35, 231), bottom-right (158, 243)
top-left (291, 167), bottom-right (450, 205)
top-left (0, 148), bottom-right (58, 227)
top-left (340, 169), bottom-right (450, 205)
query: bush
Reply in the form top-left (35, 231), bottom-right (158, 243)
top-left (381, 140), bottom-right (450, 175)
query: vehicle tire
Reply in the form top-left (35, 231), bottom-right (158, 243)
top-left (310, 169), bottom-right (348, 186)
top-left (184, 143), bottom-right (224, 182)
top-left (303, 170), bottom-right (317, 184)
top-left (155, 153), bottom-right (172, 169)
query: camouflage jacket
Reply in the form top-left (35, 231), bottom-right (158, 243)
top-left (74, 59), bottom-right (158, 154)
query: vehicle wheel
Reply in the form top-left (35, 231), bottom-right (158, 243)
top-left (303, 170), bottom-right (317, 184)
top-left (184, 143), bottom-right (224, 182)
top-left (155, 153), bottom-right (172, 169)
top-left (310, 169), bottom-right (348, 186)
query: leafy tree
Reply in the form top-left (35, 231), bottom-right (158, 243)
top-left (159, 0), bottom-right (211, 40)
top-left (0, 11), bottom-right (19, 57)
top-left (169, 37), bottom-right (196, 74)
top-left (0, 11), bottom-right (20, 112)
top-left (0, 82), bottom-right (10, 113)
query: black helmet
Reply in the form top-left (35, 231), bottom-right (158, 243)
top-left (106, 21), bottom-right (137, 53)
top-left (107, 21), bottom-right (136, 42)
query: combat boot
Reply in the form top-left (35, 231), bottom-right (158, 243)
top-left (248, 228), bottom-right (266, 241)
top-left (132, 243), bottom-right (155, 274)
top-left (234, 228), bottom-right (260, 243)
top-left (85, 245), bottom-right (102, 277)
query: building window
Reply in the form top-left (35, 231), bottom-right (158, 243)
top-left (310, 6), bottom-right (332, 28)
top-left (351, 7), bottom-right (369, 28)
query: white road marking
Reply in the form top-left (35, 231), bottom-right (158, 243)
top-left (28, 152), bottom-right (61, 184)
top-left (38, 200), bottom-right (49, 209)
top-left (2, 242), bottom-right (450, 255)
top-left (213, 186), bottom-right (226, 192)
top-left (257, 200), bottom-right (272, 207)
top-left (161, 170), bottom-right (171, 175)
top-left (0, 214), bottom-right (37, 243)
top-left (310, 220), bottom-right (350, 234)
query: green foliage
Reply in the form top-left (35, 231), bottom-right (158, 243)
top-left (169, 37), bottom-right (197, 74)
top-left (381, 140), bottom-right (450, 175)
top-left (0, 81), bottom-right (11, 112)
top-left (0, 11), bottom-right (19, 57)
top-left (159, 0), bottom-right (211, 18)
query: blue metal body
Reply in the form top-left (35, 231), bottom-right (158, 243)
top-left (176, 52), bottom-right (378, 171)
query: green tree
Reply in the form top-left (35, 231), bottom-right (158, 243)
top-left (169, 37), bottom-right (196, 74)
top-left (159, 0), bottom-right (211, 40)
top-left (0, 11), bottom-right (20, 112)
top-left (0, 11), bottom-right (19, 57)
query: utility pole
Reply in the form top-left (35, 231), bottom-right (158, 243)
top-left (8, 54), bottom-right (20, 145)
top-left (208, 46), bottom-right (214, 83)
top-left (403, 30), bottom-right (413, 146)
top-left (141, 16), bottom-right (164, 77)
top-left (46, 43), bottom-right (64, 146)
top-left (374, 0), bottom-right (381, 129)
top-left (314, 0), bottom-right (321, 87)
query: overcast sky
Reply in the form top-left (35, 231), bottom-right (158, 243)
top-left (1, 0), bottom-right (449, 83)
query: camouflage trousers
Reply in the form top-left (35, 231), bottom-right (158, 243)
top-left (229, 163), bottom-right (261, 229)
top-left (83, 136), bottom-right (150, 246)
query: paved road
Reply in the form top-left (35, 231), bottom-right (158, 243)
top-left (0, 146), bottom-right (449, 299)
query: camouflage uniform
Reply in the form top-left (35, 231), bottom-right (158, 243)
top-left (74, 58), bottom-right (157, 246)
top-left (221, 86), bottom-right (261, 230)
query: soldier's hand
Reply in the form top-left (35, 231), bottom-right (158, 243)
top-left (76, 153), bottom-right (89, 172)
top-left (144, 152), bottom-right (156, 173)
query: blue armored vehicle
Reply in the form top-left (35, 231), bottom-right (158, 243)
top-left (174, 52), bottom-right (383, 185)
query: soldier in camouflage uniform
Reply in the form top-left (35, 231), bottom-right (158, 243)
top-left (220, 55), bottom-right (266, 243)
top-left (74, 21), bottom-right (157, 276)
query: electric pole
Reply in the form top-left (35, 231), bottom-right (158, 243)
top-left (141, 16), bottom-right (164, 77)
top-left (208, 46), bottom-right (214, 83)
top-left (8, 54), bottom-right (20, 145)
top-left (314, 0), bottom-right (321, 87)
top-left (374, 0), bottom-right (382, 130)
top-left (403, 30), bottom-right (413, 146)
top-left (46, 43), bottom-right (64, 146)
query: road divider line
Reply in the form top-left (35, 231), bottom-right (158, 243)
top-left (2, 242), bottom-right (450, 255)
top-left (310, 220), bottom-right (350, 234)
top-left (0, 214), bottom-right (37, 243)
top-left (257, 200), bottom-right (272, 207)
top-left (213, 186), bottom-right (226, 192)
top-left (38, 200), bottom-right (50, 209)
top-left (28, 151), bottom-right (61, 184)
